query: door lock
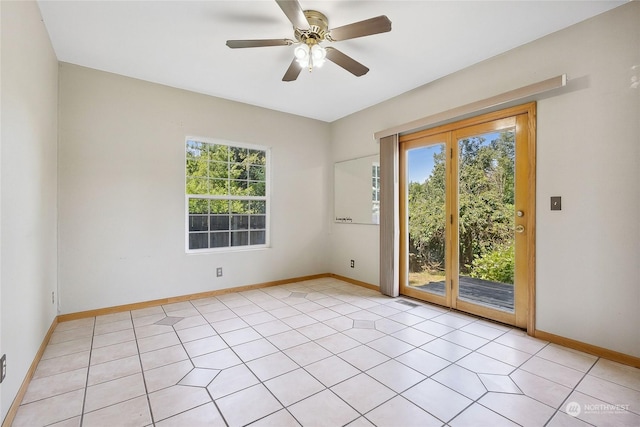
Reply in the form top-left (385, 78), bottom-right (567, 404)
top-left (515, 224), bottom-right (525, 233)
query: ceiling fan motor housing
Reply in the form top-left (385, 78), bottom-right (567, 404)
top-left (295, 10), bottom-right (329, 45)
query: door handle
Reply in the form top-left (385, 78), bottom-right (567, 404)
top-left (515, 224), bottom-right (525, 233)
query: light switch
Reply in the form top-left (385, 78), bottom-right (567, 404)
top-left (551, 196), bottom-right (562, 211)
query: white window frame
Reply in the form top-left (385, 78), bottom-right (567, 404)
top-left (372, 162), bottom-right (381, 224)
top-left (185, 136), bottom-right (271, 253)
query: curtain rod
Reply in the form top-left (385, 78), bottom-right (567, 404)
top-left (374, 74), bottom-right (566, 140)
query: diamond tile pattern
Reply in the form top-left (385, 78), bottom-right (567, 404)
top-left (154, 316), bottom-right (184, 326)
top-left (11, 278), bottom-right (640, 426)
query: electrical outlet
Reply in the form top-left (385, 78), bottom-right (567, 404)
top-left (350, 259), bottom-right (355, 268)
top-left (216, 267), bottom-right (223, 277)
top-left (1, 354), bottom-right (6, 383)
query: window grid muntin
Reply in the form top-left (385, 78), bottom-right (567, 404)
top-left (372, 164), bottom-right (381, 202)
top-left (186, 137), bottom-right (269, 252)
top-left (187, 196), bottom-right (268, 250)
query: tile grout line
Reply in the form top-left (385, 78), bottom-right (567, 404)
top-left (163, 287), bottom-right (524, 425)
top-left (277, 285), bottom-right (393, 425)
top-left (124, 286), bottom-right (418, 422)
top-left (251, 285), bottom-right (443, 424)
top-left (545, 357), bottom-right (602, 427)
top-left (80, 317), bottom-right (97, 427)
top-left (27, 280), bottom-right (639, 427)
top-left (382, 312), bottom-right (508, 425)
top-left (213, 290), bottom-right (326, 426)
top-left (78, 316), bottom-right (96, 427)
top-left (228, 284), bottom-right (492, 425)
top-left (444, 326), bottom-right (550, 425)
top-left (357, 305), bottom-right (572, 425)
top-left (172, 299), bottom-right (231, 427)
top-left (129, 309), bottom-right (157, 426)
top-left (243, 283), bottom-right (395, 425)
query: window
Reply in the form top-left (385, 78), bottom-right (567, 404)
top-left (185, 138), bottom-right (269, 252)
top-left (372, 163), bottom-right (380, 224)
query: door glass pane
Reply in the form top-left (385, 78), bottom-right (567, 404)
top-left (457, 129), bottom-right (515, 312)
top-left (406, 144), bottom-right (447, 296)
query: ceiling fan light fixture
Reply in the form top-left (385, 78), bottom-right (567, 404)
top-left (294, 42), bottom-right (326, 70)
top-left (294, 43), bottom-right (309, 61)
top-left (311, 44), bottom-right (326, 66)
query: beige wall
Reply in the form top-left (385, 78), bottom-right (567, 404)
top-left (58, 64), bottom-right (332, 314)
top-left (329, 2), bottom-right (640, 357)
top-left (0, 1), bottom-right (59, 421)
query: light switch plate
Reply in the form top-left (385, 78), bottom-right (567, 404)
top-left (551, 196), bottom-right (562, 211)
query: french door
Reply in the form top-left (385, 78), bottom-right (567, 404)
top-left (399, 104), bottom-right (535, 328)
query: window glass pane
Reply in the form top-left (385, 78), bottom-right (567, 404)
top-left (209, 161), bottom-right (228, 179)
top-left (250, 201), bottom-right (266, 214)
top-left (248, 149), bottom-right (266, 165)
top-left (186, 140), bottom-right (204, 158)
top-left (189, 198), bottom-right (209, 214)
top-left (186, 177), bottom-right (208, 195)
top-left (186, 159), bottom-right (207, 178)
top-left (230, 163), bottom-right (248, 180)
top-left (250, 215), bottom-right (266, 229)
top-left (230, 147), bottom-right (248, 163)
top-left (189, 215), bottom-right (208, 231)
top-left (250, 231), bottom-right (266, 245)
top-left (207, 144), bottom-right (229, 162)
top-left (210, 200), bottom-right (229, 214)
top-left (231, 231), bottom-right (249, 246)
top-left (189, 233), bottom-right (209, 250)
top-left (210, 232), bottom-right (230, 248)
top-left (249, 166), bottom-right (265, 181)
top-left (406, 144), bottom-right (447, 297)
top-left (231, 200), bottom-right (249, 214)
top-left (210, 215), bottom-right (230, 231)
top-left (230, 180), bottom-right (248, 195)
top-left (231, 215), bottom-right (249, 230)
top-left (209, 179), bottom-right (229, 196)
top-left (247, 182), bottom-right (265, 197)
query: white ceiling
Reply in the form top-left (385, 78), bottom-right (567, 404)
top-left (37, 0), bottom-right (625, 122)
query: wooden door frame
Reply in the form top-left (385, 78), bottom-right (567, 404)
top-left (399, 102), bottom-right (536, 333)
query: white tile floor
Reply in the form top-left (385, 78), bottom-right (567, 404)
top-left (11, 278), bottom-right (640, 426)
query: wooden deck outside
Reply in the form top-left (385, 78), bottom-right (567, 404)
top-left (415, 276), bottom-right (514, 312)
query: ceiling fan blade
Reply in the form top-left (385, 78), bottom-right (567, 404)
top-left (275, 0), bottom-right (309, 30)
top-left (329, 15), bottom-right (392, 41)
top-left (325, 47), bottom-right (369, 77)
top-left (282, 58), bottom-right (303, 81)
top-left (226, 39), bottom-right (292, 48)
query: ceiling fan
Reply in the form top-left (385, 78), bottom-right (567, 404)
top-left (226, 0), bottom-right (392, 81)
